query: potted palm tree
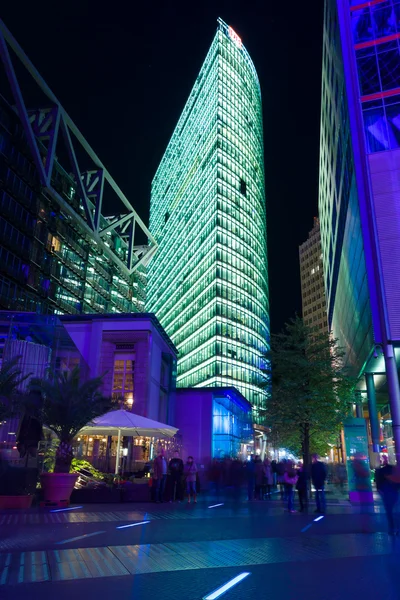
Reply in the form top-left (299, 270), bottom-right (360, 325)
top-left (30, 366), bottom-right (114, 506)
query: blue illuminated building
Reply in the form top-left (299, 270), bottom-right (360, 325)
top-left (320, 0), bottom-right (400, 462)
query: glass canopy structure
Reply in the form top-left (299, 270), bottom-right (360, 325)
top-left (147, 19), bottom-right (269, 420)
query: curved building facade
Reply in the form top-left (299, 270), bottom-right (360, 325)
top-left (146, 19), bottom-right (269, 420)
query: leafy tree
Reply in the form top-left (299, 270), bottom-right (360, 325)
top-left (0, 356), bottom-right (28, 421)
top-left (263, 316), bottom-right (355, 466)
top-left (30, 366), bottom-right (114, 473)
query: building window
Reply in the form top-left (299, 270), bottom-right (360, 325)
top-left (112, 354), bottom-right (135, 408)
top-left (239, 178), bottom-right (247, 196)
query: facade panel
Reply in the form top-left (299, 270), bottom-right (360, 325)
top-left (319, 0), bottom-right (374, 377)
top-left (147, 20), bottom-right (269, 420)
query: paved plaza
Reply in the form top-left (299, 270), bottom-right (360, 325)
top-left (0, 490), bottom-right (399, 600)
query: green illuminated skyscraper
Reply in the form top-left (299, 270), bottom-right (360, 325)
top-left (147, 19), bottom-right (269, 419)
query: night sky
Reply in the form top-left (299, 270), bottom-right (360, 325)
top-left (1, 1), bottom-right (324, 334)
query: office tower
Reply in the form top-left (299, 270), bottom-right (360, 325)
top-left (299, 218), bottom-right (328, 332)
top-left (147, 19), bottom-right (269, 420)
top-left (0, 22), bottom-right (155, 317)
top-left (319, 0), bottom-right (400, 461)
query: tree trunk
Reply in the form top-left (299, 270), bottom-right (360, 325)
top-left (302, 422), bottom-right (311, 506)
top-left (54, 440), bottom-right (73, 473)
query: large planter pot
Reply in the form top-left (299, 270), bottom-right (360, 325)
top-left (40, 472), bottom-right (79, 505)
top-left (0, 495), bottom-right (33, 509)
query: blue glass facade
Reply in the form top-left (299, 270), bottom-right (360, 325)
top-left (319, 0), bottom-right (374, 376)
top-left (351, 1), bottom-right (400, 152)
top-left (212, 393), bottom-right (252, 459)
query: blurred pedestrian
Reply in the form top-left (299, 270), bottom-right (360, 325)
top-left (271, 459), bottom-right (278, 487)
top-left (284, 461), bottom-right (298, 513)
top-left (311, 454), bottom-right (327, 514)
top-left (337, 463), bottom-right (347, 491)
top-left (254, 456), bottom-right (264, 500)
top-left (246, 454), bottom-right (256, 501)
top-left (276, 459), bottom-right (287, 501)
top-left (262, 457), bottom-right (274, 499)
top-left (296, 461), bottom-right (308, 511)
top-left (168, 450), bottom-right (184, 502)
top-left (375, 456), bottom-right (400, 535)
top-left (209, 458), bottom-right (221, 498)
top-left (153, 449), bottom-right (168, 503)
top-left (184, 456), bottom-right (198, 504)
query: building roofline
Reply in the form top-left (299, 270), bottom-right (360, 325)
top-left (176, 386), bottom-right (252, 409)
top-left (59, 312), bottom-right (178, 355)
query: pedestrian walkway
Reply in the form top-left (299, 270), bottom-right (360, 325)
top-left (0, 495), bottom-right (399, 600)
top-left (1, 531), bottom-right (399, 586)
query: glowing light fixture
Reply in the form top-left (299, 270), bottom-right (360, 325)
top-left (203, 572), bottom-right (251, 599)
top-left (116, 520), bottom-right (150, 529)
top-left (50, 506), bottom-right (83, 513)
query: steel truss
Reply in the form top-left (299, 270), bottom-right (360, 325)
top-left (0, 20), bottom-right (157, 277)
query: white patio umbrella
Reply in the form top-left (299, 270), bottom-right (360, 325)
top-left (78, 410), bottom-right (178, 474)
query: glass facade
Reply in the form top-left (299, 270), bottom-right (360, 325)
top-left (212, 393), bottom-right (252, 459)
top-left (0, 97), bottom-right (146, 317)
top-left (350, 0), bottom-right (400, 153)
top-left (147, 19), bottom-right (269, 421)
top-left (319, 0), bottom-right (374, 376)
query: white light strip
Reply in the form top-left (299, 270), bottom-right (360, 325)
top-left (56, 530), bottom-right (105, 545)
top-left (116, 520), bottom-right (150, 530)
top-left (203, 572), bottom-right (251, 600)
top-left (314, 516), bottom-right (324, 522)
top-left (50, 506), bottom-right (83, 513)
top-left (208, 503), bottom-right (224, 509)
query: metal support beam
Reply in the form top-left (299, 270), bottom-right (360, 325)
top-left (0, 30), bottom-right (46, 184)
top-left (60, 117), bottom-right (95, 231)
top-left (127, 218), bottom-right (136, 271)
top-left (29, 107), bottom-right (61, 184)
top-left (82, 169), bottom-right (104, 232)
top-left (0, 18), bottom-right (157, 278)
top-left (365, 373), bottom-right (380, 453)
top-left (384, 344), bottom-right (400, 464)
top-left (100, 213), bottom-right (133, 236)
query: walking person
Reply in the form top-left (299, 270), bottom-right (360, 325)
top-left (276, 459), bottom-right (287, 501)
top-left (262, 458), bottom-right (274, 499)
top-left (284, 461), bottom-right (298, 513)
top-left (153, 449), bottom-right (168, 503)
top-left (168, 450), bottom-right (184, 502)
top-left (296, 461), bottom-right (308, 512)
top-left (254, 456), bottom-right (264, 500)
top-left (184, 456), bottom-right (198, 504)
top-left (375, 456), bottom-right (400, 535)
top-left (246, 454), bottom-right (256, 501)
top-left (311, 454), bottom-right (327, 514)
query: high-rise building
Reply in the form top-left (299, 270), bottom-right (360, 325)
top-left (0, 21), bottom-right (155, 317)
top-left (319, 1), bottom-right (400, 461)
top-left (146, 19), bottom-right (269, 420)
top-left (299, 218), bottom-right (328, 332)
